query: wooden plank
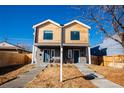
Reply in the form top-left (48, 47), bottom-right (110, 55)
top-left (91, 55), bottom-right (124, 66)
top-left (0, 53), bottom-right (32, 67)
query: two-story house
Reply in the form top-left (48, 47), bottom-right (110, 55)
top-left (32, 19), bottom-right (91, 64)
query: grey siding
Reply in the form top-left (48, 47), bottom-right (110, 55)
top-left (63, 47), bottom-right (88, 64)
top-left (35, 47), bottom-right (60, 64)
top-left (35, 47), bottom-right (44, 64)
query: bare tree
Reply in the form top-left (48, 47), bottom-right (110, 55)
top-left (71, 5), bottom-right (124, 48)
top-left (17, 42), bottom-right (32, 51)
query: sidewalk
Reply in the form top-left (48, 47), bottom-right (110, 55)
top-left (75, 63), bottom-right (123, 88)
top-left (0, 63), bottom-right (48, 88)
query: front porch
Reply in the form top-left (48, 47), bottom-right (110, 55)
top-left (63, 46), bottom-right (88, 64)
top-left (33, 45), bottom-right (91, 64)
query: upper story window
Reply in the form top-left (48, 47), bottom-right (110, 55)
top-left (71, 31), bottom-right (80, 40)
top-left (43, 30), bottom-right (53, 40)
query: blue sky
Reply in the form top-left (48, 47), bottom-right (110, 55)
top-left (0, 5), bottom-right (104, 49)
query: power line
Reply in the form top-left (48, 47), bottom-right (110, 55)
top-left (8, 37), bottom-right (33, 40)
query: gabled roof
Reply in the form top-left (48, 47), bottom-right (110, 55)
top-left (0, 41), bottom-right (31, 52)
top-left (33, 19), bottom-right (61, 28)
top-left (0, 41), bottom-right (19, 48)
top-left (63, 20), bottom-right (91, 29)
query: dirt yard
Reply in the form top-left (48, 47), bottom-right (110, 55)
top-left (89, 64), bottom-right (124, 87)
top-left (26, 64), bottom-right (96, 88)
top-left (0, 64), bottom-right (35, 85)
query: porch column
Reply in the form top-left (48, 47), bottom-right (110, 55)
top-left (32, 28), bottom-right (36, 64)
top-left (88, 47), bottom-right (91, 64)
top-left (32, 45), bottom-right (35, 64)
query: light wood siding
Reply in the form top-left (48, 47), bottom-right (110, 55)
top-left (0, 53), bottom-right (32, 67)
top-left (64, 22), bottom-right (89, 44)
top-left (36, 22), bottom-right (61, 44)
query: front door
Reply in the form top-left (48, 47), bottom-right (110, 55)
top-left (74, 50), bottom-right (79, 63)
top-left (44, 50), bottom-right (50, 62)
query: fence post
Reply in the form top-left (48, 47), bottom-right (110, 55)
top-left (103, 56), bottom-right (105, 66)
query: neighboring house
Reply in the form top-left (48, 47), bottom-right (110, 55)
top-left (32, 19), bottom-right (91, 64)
top-left (0, 41), bottom-right (31, 53)
top-left (91, 45), bottom-right (107, 56)
top-left (91, 34), bottom-right (124, 56)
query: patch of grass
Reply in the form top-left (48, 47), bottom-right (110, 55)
top-left (89, 64), bottom-right (124, 87)
top-left (0, 64), bottom-right (35, 85)
top-left (26, 64), bottom-right (96, 88)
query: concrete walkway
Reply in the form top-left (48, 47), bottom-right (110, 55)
top-left (0, 63), bottom-right (48, 88)
top-left (75, 63), bottom-right (123, 88)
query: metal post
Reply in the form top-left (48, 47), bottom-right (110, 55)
top-left (60, 26), bottom-right (63, 82)
top-left (88, 47), bottom-right (91, 64)
top-left (60, 47), bottom-right (63, 82)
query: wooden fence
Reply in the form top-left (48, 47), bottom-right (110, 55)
top-left (91, 56), bottom-right (103, 65)
top-left (0, 53), bottom-right (32, 67)
top-left (103, 55), bottom-right (124, 66)
top-left (91, 55), bottom-right (124, 66)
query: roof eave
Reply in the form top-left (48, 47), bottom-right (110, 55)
top-left (63, 20), bottom-right (91, 29)
top-left (32, 19), bottom-right (61, 28)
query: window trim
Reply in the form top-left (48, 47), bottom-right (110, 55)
top-left (68, 49), bottom-right (72, 58)
top-left (71, 31), bottom-right (80, 40)
top-left (43, 30), bottom-right (53, 40)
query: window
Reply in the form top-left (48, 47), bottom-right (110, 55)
top-left (68, 49), bottom-right (72, 58)
top-left (43, 30), bottom-right (53, 40)
top-left (71, 31), bottom-right (80, 40)
top-left (51, 49), bottom-right (55, 57)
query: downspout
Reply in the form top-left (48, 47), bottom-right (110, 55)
top-left (32, 28), bottom-right (36, 64)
